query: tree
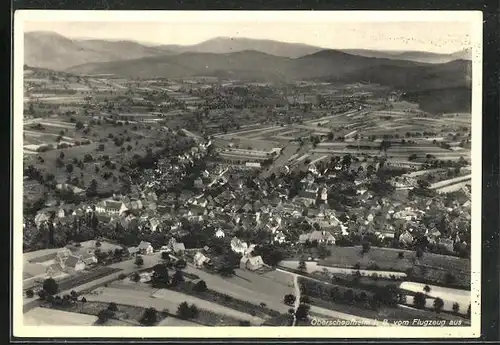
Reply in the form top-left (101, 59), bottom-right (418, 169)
top-left (193, 280), bottom-right (208, 293)
top-left (108, 302), bottom-right (118, 311)
top-left (141, 307), bottom-right (158, 326)
top-left (150, 263), bottom-right (169, 287)
top-left (344, 289), bottom-right (355, 304)
top-left (298, 260), bottom-right (307, 271)
top-left (135, 255), bottom-right (144, 267)
top-left (423, 285), bottom-right (431, 294)
top-left (466, 304), bottom-right (471, 319)
top-left (75, 121), bottom-right (84, 130)
top-left (413, 292), bottom-right (427, 309)
top-left (97, 308), bottom-right (114, 323)
top-left (398, 251), bottom-right (404, 259)
top-left (295, 304), bottom-right (310, 321)
top-left (317, 245), bottom-right (331, 259)
top-left (26, 289), bottom-right (34, 298)
top-left (132, 272), bottom-right (141, 283)
top-left (433, 297), bottom-right (444, 313)
top-left (81, 296), bottom-right (87, 303)
top-left (284, 294), bottom-right (296, 306)
top-left (42, 278), bottom-right (58, 295)
top-left (300, 295), bottom-right (311, 304)
top-left (171, 269), bottom-right (184, 286)
top-left (59, 151), bottom-right (65, 160)
top-left (70, 290), bottom-right (78, 301)
top-left (86, 179), bottom-right (98, 197)
top-left (361, 240), bottom-right (371, 254)
top-left (177, 302), bottom-right (198, 319)
top-left (452, 302), bottom-right (460, 313)
top-left (444, 272), bottom-right (456, 285)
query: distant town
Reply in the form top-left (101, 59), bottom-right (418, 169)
top-left (22, 31), bottom-right (472, 328)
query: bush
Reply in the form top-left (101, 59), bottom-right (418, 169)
top-left (239, 320), bottom-right (251, 326)
top-left (353, 263), bottom-right (361, 270)
top-left (284, 294), bottom-right (296, 306)
top-left (398, 251), bottom-right (404, 259)
top-left (26, 289), bottom-right (34, 298)
top-left (108, 302), bottom-right (118, 312)
top-left (118, 273), bottom-right (127, 280)
top-left (452, 302), bottom-right (460, 313)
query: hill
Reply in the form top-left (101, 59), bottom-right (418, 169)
top-left (157, 37), bottom-right (322, 58)
top-left (68, 49), bottom-right (471, 92)
top-left (24, 31), bottom-right (173, 70)
top-left (340, 49), bottom-right (472, 64)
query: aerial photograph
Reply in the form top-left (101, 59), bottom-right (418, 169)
top-left (18, 13), bottom-right (477, 332)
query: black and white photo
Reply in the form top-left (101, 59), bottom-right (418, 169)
top-left (13, 10), bottom-right (482, 338)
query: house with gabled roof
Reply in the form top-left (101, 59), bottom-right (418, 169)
top-left (65, 255), bottom-right (86, 272)
top-left (138, 241), bottom-right (154, 255)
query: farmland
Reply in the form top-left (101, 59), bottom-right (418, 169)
top-left (24, 307), bottom-right (98, 326)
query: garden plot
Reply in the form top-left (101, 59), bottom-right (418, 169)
top-left (24, 307), bottom-right (98, 326)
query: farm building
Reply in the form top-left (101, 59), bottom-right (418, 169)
top-left (193, 252), bottom-right (210, 267)
top-left (298, 230), bottom-right (336, 245)
top-left (240, 255), bottom-right (264, 271)
top-left (64, 255), bottom-right (86, 272)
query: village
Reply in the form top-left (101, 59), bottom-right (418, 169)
top-left (22, 53), bottom-right (472, 327)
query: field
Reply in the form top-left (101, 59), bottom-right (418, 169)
top-left (318, 246), bottom-right (469, 277)
top-left (181, 265), bottom-right (295, 314)
top-left (24, 306), bottom-right (98, 325)
top-left (83, 286), bottom-right (254, 326)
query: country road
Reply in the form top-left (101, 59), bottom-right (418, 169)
top-left (292, 274), bottom-right (300, 326)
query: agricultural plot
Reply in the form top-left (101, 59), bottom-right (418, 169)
top-left (180, 265), bottom-right (294, 314)
top-left (24, 307), bottom-right (98, 326)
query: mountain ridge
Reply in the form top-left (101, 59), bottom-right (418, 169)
top-left (24, 31), bottom-right (472, 71)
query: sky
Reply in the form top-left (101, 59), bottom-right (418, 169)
top-left (21, 12), bottom-right (477, 53)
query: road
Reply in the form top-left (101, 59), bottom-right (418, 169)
top-left (23, 253), bottom-right (163, 313)
top-left (292, 275), bottom-right (300, 326)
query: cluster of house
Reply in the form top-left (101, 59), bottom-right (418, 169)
top-left (191, 236), bottom-right (267, 272)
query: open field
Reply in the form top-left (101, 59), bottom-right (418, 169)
top-left (24, 307), bottom-right (98, 326)
top-left (316, 246), bottom-right (469, 284)
top-left (181, 265), bottom-right (294, 314)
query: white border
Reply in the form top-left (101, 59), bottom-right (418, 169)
top-left (13, 10), bottom-right (483, 338)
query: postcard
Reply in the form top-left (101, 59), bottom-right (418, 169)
top-left (13, 10), bottom-right (482, 338)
